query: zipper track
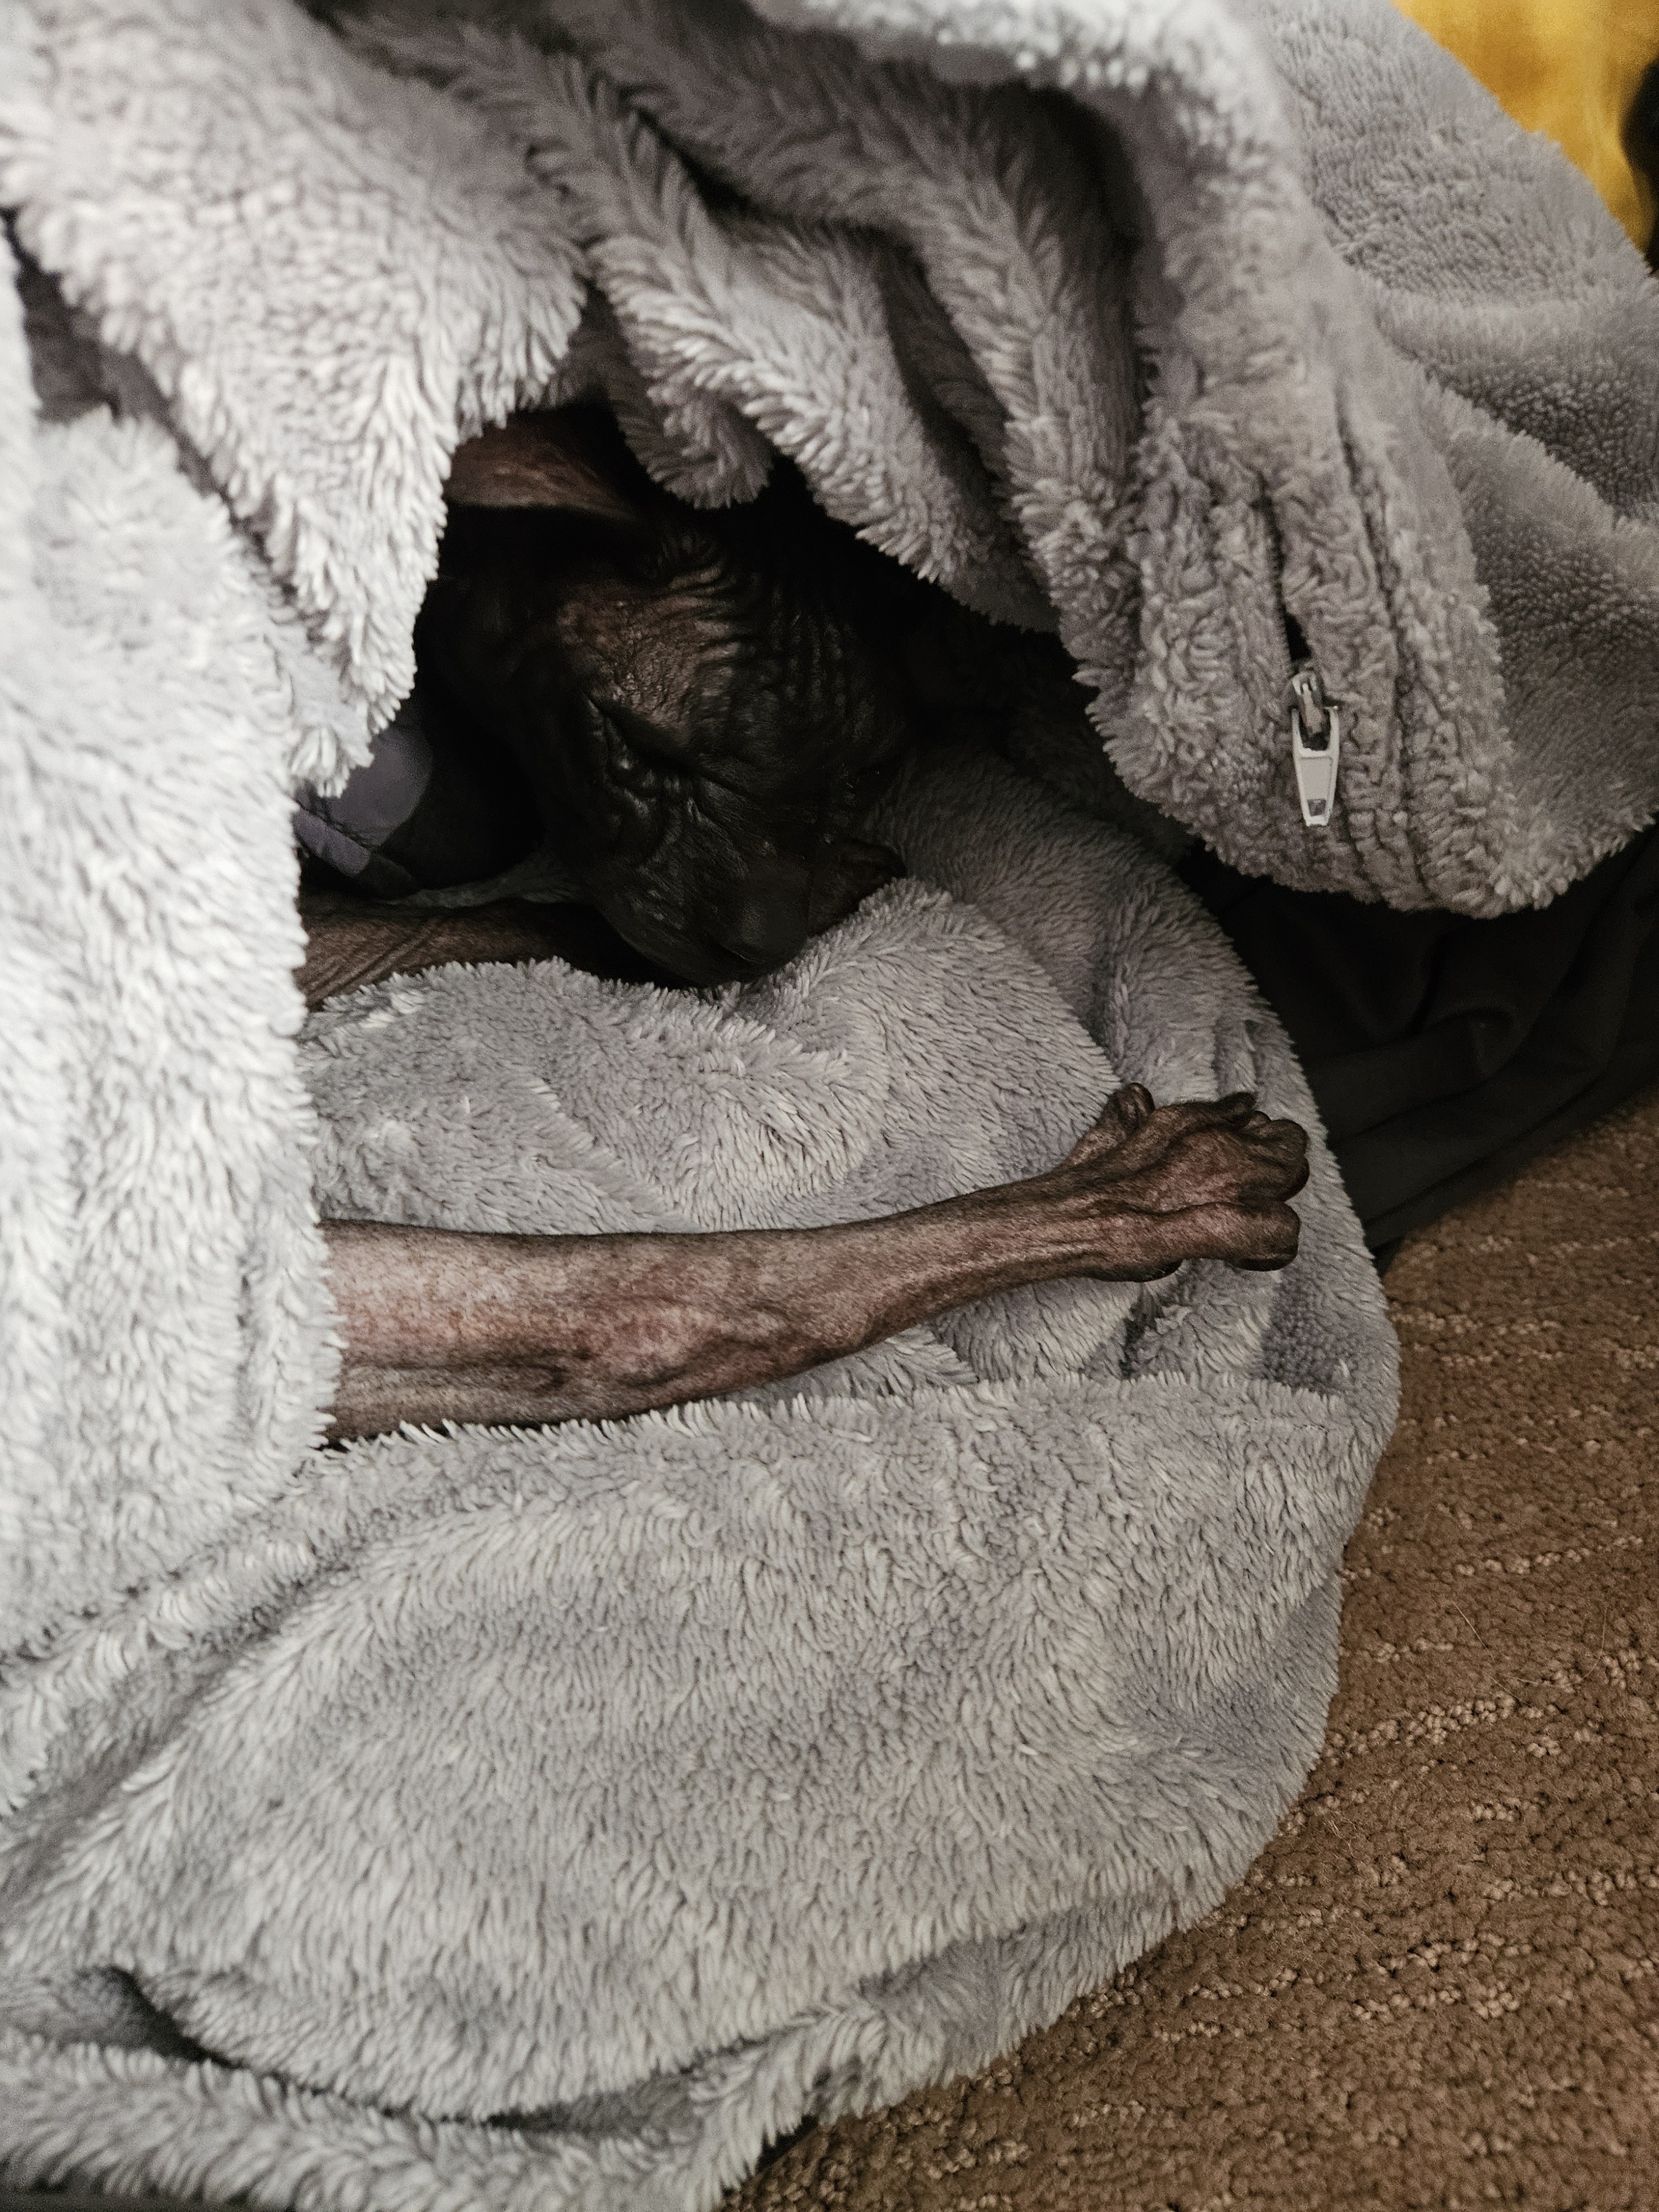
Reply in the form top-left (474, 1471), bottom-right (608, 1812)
top-left (1267, 523), bottom-right (1342, 831)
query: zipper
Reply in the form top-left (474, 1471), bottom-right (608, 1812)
top-left (1281, 612), bottom-right (1340, 831)
top-left (1270, 547), bottom-right (1343, 830)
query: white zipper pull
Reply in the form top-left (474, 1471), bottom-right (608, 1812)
top-left (1288, 661), bottom-right (1342, 830)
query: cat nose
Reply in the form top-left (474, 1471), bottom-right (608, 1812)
top-left (708, 855), bottom-right (812, 972)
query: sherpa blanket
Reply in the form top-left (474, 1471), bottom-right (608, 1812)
top-left (10, 0), bottom-right (1659, 911)
top-left (0, 737), bottom-right (1400, 2206)
top-left (3, 0), bottom-right (1641, 2202)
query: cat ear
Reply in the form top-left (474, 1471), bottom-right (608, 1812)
top-left (444, 411), bottom-right (649, 531)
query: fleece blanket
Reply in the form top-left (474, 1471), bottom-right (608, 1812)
top-left (0, 737), bottom-right (1399, 2208)
top-left (5, 0), bottom-right (1640, 2201)
top-left (8, 0), bottom-right (1659, 912)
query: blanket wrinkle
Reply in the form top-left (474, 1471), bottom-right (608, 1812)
top-left (11, 0), bottom-right (1646, 2201)
top-left (372, 1), bottom-right (1139, 662)
top-left (0, 0), bottom-right (588, 759)
top-left (390, 0), bottom-right (1659, 911)
top-left (12, 227), bottom-right (371, 793)
top-left (0, 311), bottom-right (337, 1685)
top-left (1, 707), bottom-right (1395, 2200)
top-left (11, 0), bottom-right (1657, 899)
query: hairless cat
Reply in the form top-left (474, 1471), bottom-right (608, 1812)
top-left (302, 414), bottom-right (1310, 1442)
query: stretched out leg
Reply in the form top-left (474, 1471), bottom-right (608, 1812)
top-left (325, 1088), bottom-right (1309, 1439)
top-left (296, 883), bottom-right (667, 1004)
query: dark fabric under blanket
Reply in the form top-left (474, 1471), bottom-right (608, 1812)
top-left (1180, 823), bottom-right (1659, 1253)
top-left (294, 688), bottom-right (541, 901)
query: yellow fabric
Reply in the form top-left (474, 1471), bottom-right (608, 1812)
top-left (1394, 0), bottom-right (1659, 247)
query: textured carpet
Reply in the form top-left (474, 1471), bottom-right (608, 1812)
top-left (738, 1084), bottom-right (1659, 2212)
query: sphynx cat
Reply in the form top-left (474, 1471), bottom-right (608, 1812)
top-left (302, 415), bottom-right (1310, 1440)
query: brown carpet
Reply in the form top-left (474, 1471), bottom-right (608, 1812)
top-left (739, 1086), bottom-right (1659, 2212)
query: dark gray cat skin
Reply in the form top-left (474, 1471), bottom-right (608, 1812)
top-left (416, 407), bottom-right (914, 984)
top-left (304, 413), bottom-right (1310, 1439)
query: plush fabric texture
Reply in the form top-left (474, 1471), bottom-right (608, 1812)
top-left (733, 1081), bottom-right (1659, 2212)
top-left (1395, 0), bottom-right (1659, 248)
top-left (355, 0), bottom-right (1659, 918)
top-left (0, 731), bottom-right (1397, 2205)
top-left (7, 0), bottom-right (1659, 913)
top-left (9, 0), bottom-right (1641, 2202)
top-left (2, 1096), bottom-right (1649, 2212)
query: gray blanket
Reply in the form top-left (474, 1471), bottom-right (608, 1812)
top-left (0, 743), bottom-right (1397, 2206)
top-left (1, 0), bottom-right (1634, 2202)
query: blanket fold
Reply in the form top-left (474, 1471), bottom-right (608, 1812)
top-left (5, 0), bottom-right (1637, 2203)
top-left (0, 752), bottom-right (1396, 2208)
top-left (8, 0), bottom-right (1658, 907)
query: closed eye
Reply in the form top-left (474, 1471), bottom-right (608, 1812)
top-left (598, 697), bottom-right (816, 816)
top-left (596, 697), bottom-right (699, 769)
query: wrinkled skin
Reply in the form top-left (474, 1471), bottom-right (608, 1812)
top-left (418, 409), bottom-right (914, 983)
top-left (325, 1081), bottom-right (1308, 1439)
top-left (308, 412), bottom-right (1311, 1441)
top-left (301, 902), bottom-right (1311, 1440)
